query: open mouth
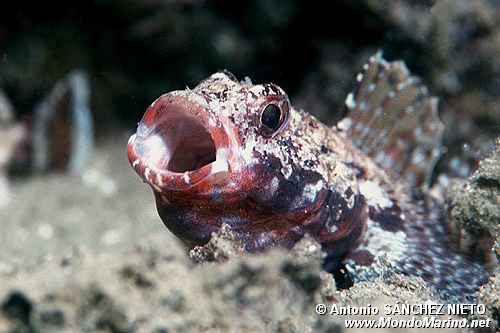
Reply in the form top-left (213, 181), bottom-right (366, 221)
top-left (127, 92), bottom-right (231, 190)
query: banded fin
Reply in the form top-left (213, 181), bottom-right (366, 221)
top-left (338, 52), bottom-right (444, 188)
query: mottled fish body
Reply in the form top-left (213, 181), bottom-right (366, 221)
top-left (128, 54), bottom-right (494, 302)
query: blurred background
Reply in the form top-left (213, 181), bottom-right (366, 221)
top-left (1, 0), bottom-right (498, 151)
top-left (0, 1), bottom-right (499, 331)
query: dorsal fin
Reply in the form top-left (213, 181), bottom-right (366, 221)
top-left (32, 71), bottom-right (93, 173)
top-left (337, 52), bottom-right (444, 188)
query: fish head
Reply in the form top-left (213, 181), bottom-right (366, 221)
top-left (127, 72), bottom-right (342, 250)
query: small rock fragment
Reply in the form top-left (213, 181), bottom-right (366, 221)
top-left (189, 223), bottom-right (245, 263)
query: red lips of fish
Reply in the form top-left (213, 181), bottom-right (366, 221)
top-left (127, 93), bottom-right (238, 193)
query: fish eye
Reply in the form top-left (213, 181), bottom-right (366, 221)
top-left (258, 99), bottom-right (289, 138)
top-left (261, 104), bottom-right (281, 129)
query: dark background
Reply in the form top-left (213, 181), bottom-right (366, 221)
top-left (1, 0), bottom-right (498, 163)
top-left (0, 3), bottom-right (498, 331)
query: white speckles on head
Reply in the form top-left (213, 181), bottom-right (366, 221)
top-left (261, 176), bottom-right (280, 199)
top-left (325, 206), bottom-right (341, 233)
top-left (328, 162), bottom-right (357, 209)
top-left (182, 172), bottom-right (190, 183)
top-left (210, 72), bottom-right (231, 81)
top-left (356, 73), bottom-right (364, 82)
top-left (185, 90), bottom-right (209, 107)
top-left (220, 105), bottom-right (231, 118)
top-left (239, 144), bottom-right (256, 164)
top-left (358, 180), bottom-right (393, 208)
top-left (244, 76), bottom-right (253, 86)
top-left (326, 223), bottom-right (338, 234)
top-left (248, 85), bottom-right (269, 97)
top-left (302, 180), bottom-right (324, 202)
top-left (281, 163), bottom-right (293, 179)
top-left (266, 176), bottom-right (279, 194)
top-left (396, 80), bottom-right (411, 91)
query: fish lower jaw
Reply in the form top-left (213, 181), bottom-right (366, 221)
top-left (127, 134), bottom-right (236, 191)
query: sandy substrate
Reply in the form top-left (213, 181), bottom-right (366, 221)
top-left (0, 134), bottom-right (497, 332)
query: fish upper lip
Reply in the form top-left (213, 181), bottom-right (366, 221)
top-left (127, 91), bottom-right (235, 191)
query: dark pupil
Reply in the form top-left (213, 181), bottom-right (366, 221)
top-left (261, 104), bottom-right (281, 129)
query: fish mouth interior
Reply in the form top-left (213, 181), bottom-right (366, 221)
top-left (134, 103), bottom-right (217, 173)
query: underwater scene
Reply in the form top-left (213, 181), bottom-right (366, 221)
top-left (0, 1), bottom-right (498, 332)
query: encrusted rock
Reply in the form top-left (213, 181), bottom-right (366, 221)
top-left (446, 139), bottom-right (500, 258)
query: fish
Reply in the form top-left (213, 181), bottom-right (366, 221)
top-left (127, 53), bottom-right (494, 303)
top-left (31, 70), bottom-right (93, 173)
top-left (0, 70), bottom-right (93, 205)
top-left (6, 70), bottom-right (93, 174)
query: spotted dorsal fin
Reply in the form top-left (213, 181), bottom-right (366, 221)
top-left (337, 52), bottom-right (444, 188)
